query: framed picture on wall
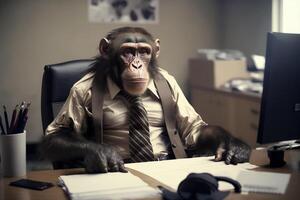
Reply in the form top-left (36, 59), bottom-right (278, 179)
top-left (88, 0), bottom-right (159, 24)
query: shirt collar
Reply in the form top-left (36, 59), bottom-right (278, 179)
top-left (107, 76), bottom-right (160, 99)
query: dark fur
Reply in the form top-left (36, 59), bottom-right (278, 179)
top-left (40, 128), bottom-right (126, 173)
top-left (193, 125), bottom-right (251, 165)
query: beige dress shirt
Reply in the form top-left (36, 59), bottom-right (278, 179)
top-left (46, 68), bottom-right (207, 159)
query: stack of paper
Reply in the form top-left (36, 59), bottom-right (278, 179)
top-left (58, 157), bottom-right (291, 199)
top-left (58, 172), bottom-right (160, 200)
top-left (125, 156), bottom-right (291, 194)
top-left (126, 156), bottom-right (256, 191)
top-left (237, 170), bottom-right (291, 194)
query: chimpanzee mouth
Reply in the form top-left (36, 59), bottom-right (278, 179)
top-left (126, 78), bottom-right (148, 83)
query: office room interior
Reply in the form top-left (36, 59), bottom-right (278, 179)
top-left (0, 0), bottom-right (299, 172)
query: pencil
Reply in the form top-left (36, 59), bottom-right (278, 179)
top-left (19, 115), bottom-right (28, 133)
top-left (11, 106), bottom-right (19, 134)
top-left (9, 105), bottom-right (18, 134)
top-left (22, 102), bottom-right (30, 120)
top-left (0, 115), bottom-right (6, 134)
top-left (3, 105), bottom-right (9, 134)
top-left (19, 102), bottom-right (30, 133)
top-left (15, 103), bottom-right (25, 133)
top-left (13, 102), bottom-right (24, 133)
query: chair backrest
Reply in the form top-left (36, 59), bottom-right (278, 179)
top-left (41, 59), bottom-right (94, 132)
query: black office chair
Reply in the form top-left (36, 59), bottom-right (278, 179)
top-left (41, 59), bottom-right (94, 131)
top-left (41, 59), bottom-right (94, 168)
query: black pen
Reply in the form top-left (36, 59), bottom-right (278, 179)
top-left (0, 115), bottom-right (6, 134)
top-left (19, 102), bottom-right (30, 133)
top-left (3, 105), bottom-right (9, 134)
top-left (19, 115), bottom-right (28, 133)
top-left (22, 102), bottom-right (31, 120)
top-left (15, 102), bottom-right (25, 133)
top-left (11, 106), bottom-right (20, 134)
top-left (9, 105), bottom-right (18, 134)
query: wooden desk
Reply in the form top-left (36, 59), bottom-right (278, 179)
top-left (1, 149), bottom-right (300, 200)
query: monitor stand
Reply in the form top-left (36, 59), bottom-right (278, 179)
top-left (267, 140), bottom-right (300, 168)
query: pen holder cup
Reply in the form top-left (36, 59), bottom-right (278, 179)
top-left (0, 131), bottom-right (26, 177)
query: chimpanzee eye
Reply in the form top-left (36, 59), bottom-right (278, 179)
top-left (122, 47), bottom-right (135, 56)
top-left (138, 47), bottom-right (151, 55)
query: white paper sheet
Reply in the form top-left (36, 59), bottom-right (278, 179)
top-left (237, 170), bottom-right (291, 194)
top-left (59, 157), bottom-right (291, 199)
top-left (126, 157), bottom-right (291, 194)
top-left (58, 172), bottom-right (160, 200)
top-left (125, 156), bottom-right (256, 191)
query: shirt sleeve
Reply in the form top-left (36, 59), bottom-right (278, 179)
top-left (45, 86), bottom-right (88, 135)
top-left (161, 71), bottom-right (207, 147)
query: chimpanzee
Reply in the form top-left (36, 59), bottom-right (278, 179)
top-left (40, 27), bottom-right (251, 173)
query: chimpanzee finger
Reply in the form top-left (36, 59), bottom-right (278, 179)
top-left (108, 161), bottom-right (119, 172)
top-left (230, 156), bottom-right (238, 165)
top-left (118, 161), bottom-right (128, 173)
top-left (214, 147), bottom-right (225, 162)
top-left (97, 153), bottom-right (109, 172)
top-left (85, 164), bottom-right (98, 173)
top-left (107, 150), bottom-right (127, 172)
top-left (84, 154), bottom-right (108, 173)
top-left (107, 153), bottom-right (121, 172)
top-left (95, 152), bottom-right (108, 173)
top-left (225, 150), bottom-right (234, 165)
top-left (214, 154), bottom-right (222, 162)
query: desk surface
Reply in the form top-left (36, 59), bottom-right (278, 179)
top-left (1, 149), bottom-right (300, 200)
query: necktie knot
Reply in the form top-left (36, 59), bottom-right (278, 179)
top-left (120, 91), bottom-right (142, 105)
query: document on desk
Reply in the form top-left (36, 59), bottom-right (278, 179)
top-left (237, 170), bottom-right (291, 194)
top-left (125, 156), bottom-right (290, 194)
top-left (126, 156), bottom-right (256, 191)
top-left (58, 172), bottom-right (160, 200)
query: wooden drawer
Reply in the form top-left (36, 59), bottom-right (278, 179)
top-left (191, 88), bottom-right (235, 133)
top-left (232, 97), bottom-right (261, 147)
top-left (190, 87), bottom-right (261, 148)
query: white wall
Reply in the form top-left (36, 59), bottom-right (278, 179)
top-left (0, 0), bottom-right (220, 142)
top-left (219, 0), bottom-right (272, 60)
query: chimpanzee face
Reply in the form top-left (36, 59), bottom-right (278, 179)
top-left (119, 41), bottom-right (152, 95)
top-left (100, 32), bottom-right (159, 96)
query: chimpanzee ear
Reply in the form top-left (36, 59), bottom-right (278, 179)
top-left (155, 39), bottom-right (160, 58)
top-left (99, 38), bottom-right (110, 57)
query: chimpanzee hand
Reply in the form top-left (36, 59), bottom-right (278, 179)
top-left (194, 125), bottom-right (251, 165)
top-left (214, 137), bottom-right (251, 165)
top-left (84, 143), bottom-right (127, 173)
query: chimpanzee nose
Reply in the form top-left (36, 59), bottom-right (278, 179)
top-left (132, 64), bottom-right (142, 69)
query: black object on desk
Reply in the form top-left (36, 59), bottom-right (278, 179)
top-left (10, 179), bottom-right (54, 191)
top-left (267, 148), bottom-right (286, 168)
top-left (160, 173), bottom-right (241, 200)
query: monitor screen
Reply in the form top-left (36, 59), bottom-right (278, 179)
top-left (257, 32), bottom-right (300, 144)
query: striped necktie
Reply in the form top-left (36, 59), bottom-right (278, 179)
top-left (121, 92), bottom-right (155, 162)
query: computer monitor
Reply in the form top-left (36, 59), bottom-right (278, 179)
top-left (257, 32), bottom-right (300, 145)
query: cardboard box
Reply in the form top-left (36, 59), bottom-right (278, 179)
top-left (189, 59), bottom-right (248, 89)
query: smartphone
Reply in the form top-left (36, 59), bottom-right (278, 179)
top-left (10, 179), bottom-right (54, 190)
